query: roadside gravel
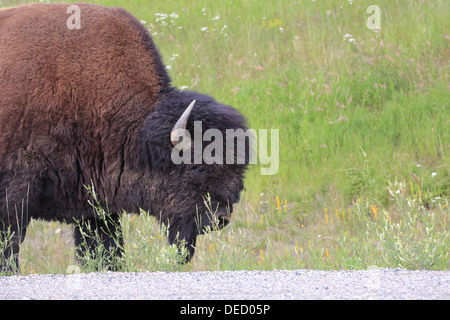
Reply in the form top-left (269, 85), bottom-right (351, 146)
top-left (0, 268), bottom-right (448, 300)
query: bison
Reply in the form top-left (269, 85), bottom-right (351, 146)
top-left (0, 3), bottom-right (249, 272)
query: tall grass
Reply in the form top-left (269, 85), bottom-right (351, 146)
top-left (12, 179), bottom-right (448, 274)
top-left (1, 0), bottom-right (448, 273)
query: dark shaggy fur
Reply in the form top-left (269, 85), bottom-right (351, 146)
top-left (0, 3), bottom-right (248, 271)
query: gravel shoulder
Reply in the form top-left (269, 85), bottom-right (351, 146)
top-left (0, 269), bottom-right (448, 300)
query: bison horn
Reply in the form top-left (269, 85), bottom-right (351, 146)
top-left (170, 99), bottom-right (196, 148)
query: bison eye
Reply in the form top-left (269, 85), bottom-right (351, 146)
top-left (194, 166), bottom-right (206, 174)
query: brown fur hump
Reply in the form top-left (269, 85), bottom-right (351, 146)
top-left (0, 3), bottom-right (171, 213)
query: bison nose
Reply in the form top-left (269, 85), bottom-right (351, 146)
top-left (216, 209), bottom-right (231, 229)
top-left (217, 215), bottom-right (230, 229)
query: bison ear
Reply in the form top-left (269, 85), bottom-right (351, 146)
top-left (142, 109), bottom-right (177, 171)
top-left (144, 142), bottom-right (173, 171)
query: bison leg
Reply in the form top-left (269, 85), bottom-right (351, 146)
top-left (1, 220), bottom-right (28, 274)
top-left (1, 182), bottom-right (34, 274)
top-left (167, 223), bottom-right (197, 264)
top-left (73, 214), bottom-right (124, 271)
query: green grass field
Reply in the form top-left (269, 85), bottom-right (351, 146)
top-left (1, 0), bottom-right (448, 274)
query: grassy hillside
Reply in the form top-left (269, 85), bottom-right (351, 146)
top-left (1, 0), bottom-right (448, 273)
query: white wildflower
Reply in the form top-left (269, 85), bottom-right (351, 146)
top-left (343, 33), bottom-right (357, 44)
top-left (169, 53), bottom-right (179, 61)
top-left (155, 13), bottom-right (168, 22)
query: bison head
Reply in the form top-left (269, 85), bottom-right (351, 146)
top-left (141, 91), bottom-right (250, 262)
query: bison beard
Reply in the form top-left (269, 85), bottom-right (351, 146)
top-left (0, 3), bottom-right (249, 272)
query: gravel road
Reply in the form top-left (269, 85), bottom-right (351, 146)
top-left (0, 269), bottom-right (448, 300)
